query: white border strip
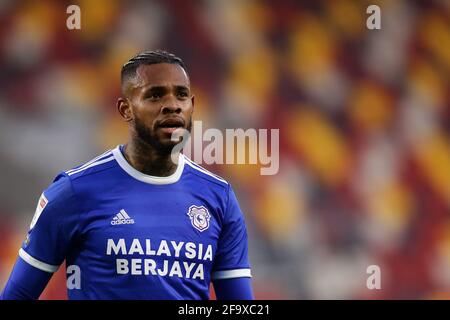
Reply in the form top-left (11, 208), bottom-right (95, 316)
top-left (67, 156), bottom-right (115, 176)
top-left (113, 146), bottom-right (185, 185)
top-left (66, 150), bottom-right (112, 174)
top-left (211, 268), bottom-right (252, 280)
top-left (184, 156), bottom-right (228, 184)
top-left (19, 248), bottom-right (59, 273)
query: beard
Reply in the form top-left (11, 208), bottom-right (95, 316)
top-left (132, 115), bottom-right (192, 155)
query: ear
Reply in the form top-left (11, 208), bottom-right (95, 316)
top-left (117, 97), bottom-right (133, 122)
top-left (190, 95), bottom-right (195, 114)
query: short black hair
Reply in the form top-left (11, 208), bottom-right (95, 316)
top-left (121, 50), bottom-right (188, 90)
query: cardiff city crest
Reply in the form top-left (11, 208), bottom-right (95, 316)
top-left (187, 205), bottom-right (211, 232)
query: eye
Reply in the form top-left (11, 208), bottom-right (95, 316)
top-left (146, 91), bottom-right (163, 100)
top-left (177, 91), bottom-right (189, 99)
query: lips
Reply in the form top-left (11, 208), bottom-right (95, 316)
top-left (157, 117), bottom-right (185, 128)
top-left (157, 117), bottom-right (185, 136)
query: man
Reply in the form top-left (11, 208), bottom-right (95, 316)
top-left (0, 50), bottom-right (253, 300)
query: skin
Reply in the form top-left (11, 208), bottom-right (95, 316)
top-left (117, 63), bottom-right (194, 177)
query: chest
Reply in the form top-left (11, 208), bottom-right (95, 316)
top-left (77, 187), bottom-right (223, 269)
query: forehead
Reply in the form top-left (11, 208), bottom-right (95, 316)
top-left (134, 63), bottom-right (190, 88)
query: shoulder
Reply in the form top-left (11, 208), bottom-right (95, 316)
top-left (46, 148), bottom-right (118, 202)
top-left (182, 154), bottom-right (229, 189)
top-left (62, 149), bottom-right (117, 181)
top-left (40, 149), bottom-right (118, 218)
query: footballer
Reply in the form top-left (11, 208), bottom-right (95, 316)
top-left (0, 51), bottom-right (253, 300)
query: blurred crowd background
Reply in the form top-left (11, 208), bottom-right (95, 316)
top-left (0, 0), bottom-right (449, 299)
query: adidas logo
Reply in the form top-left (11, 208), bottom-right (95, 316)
top-left (111, 209), bottom-right (135, 225)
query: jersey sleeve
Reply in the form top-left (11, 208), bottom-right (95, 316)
top-left (211, 184), bottom-right (252, 280)
top-left (213, 277), bottom-right (254, 300)
top-left (19, 173), bottom-right (80, 273)
top-left (0, 255), bottom-right (53, 299)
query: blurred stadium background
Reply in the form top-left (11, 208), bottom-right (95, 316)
top-left (0, 0), bottom-right (449, 299)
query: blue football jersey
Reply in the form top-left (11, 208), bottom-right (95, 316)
top-left (19, 145), bottom-right (251, 300)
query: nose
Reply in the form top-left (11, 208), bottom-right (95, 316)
top-left (161, 95), bottom-right (181, 114)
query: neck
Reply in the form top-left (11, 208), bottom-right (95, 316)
top-left (123, 139), bottom-right (179, 177)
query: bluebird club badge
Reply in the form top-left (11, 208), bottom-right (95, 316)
top-left (187, 205), bottom-right (211, 232)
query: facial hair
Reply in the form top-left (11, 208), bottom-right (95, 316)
top-left (132, 115), bottom-right (192, 155)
